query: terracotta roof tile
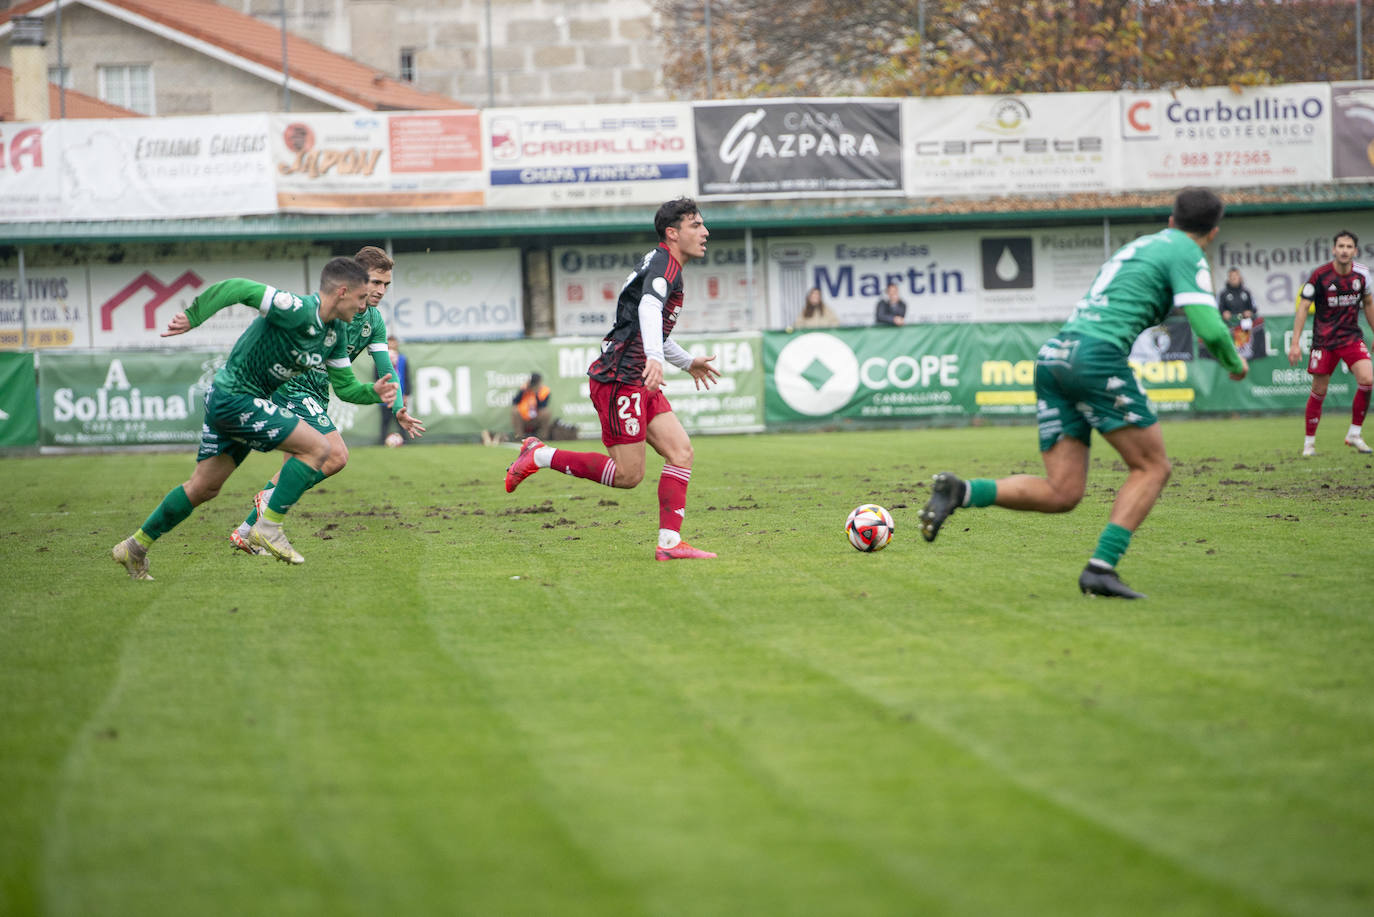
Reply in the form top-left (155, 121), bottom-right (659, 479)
top-left (0, 67), bottom-right (141, 119)
top-left (1, 0), bottom-right (469, 111)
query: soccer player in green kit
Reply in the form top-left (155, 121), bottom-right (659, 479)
top-left (228, 246), bottom-right (424, 556)
top-left (918, 188), bottom-right (1249, 599)
top-left (111, 257), bottom-right (398, 579)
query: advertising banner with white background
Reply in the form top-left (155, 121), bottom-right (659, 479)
top-left (1331, 82), bottom-right (1374, 180)
top-left (485, 103), bottom-right (695, 208)
top-left (271, 111), bottom-right (484, 211)
top-left (91, 259), bottom-right (313, 350)
top-left (339, 249), bottom-right (524, 341)
top-left (0, 268), bottom-right (88, 349)
top-left (59, 114), bottom-right (277, 220)
top-left (1118, 83), bottom-right (1331, 188)
top-left (0, 121), bottom-right (61, 222)
top-left (904, 92), bottom-right (1115, 196)
top-left (0, 116), bottom-right (275, 222)
top-left (552, 242), bottom-right (762, 336)
top-left (1212, 212), bottom-right (1374, 320)
top-left (694, 99), bottom-right (903, 198)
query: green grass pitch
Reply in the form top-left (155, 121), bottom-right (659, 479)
top-left (2, 416), bottom-right (1372, 916)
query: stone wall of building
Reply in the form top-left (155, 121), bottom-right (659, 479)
top-left (231, 0), bottom-right (668, 108)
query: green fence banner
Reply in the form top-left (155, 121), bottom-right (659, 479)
top-left (331, 332), bottom-right (767, 445)
top-left (38, 351), bottom-right (217, 447)
top-left (764, 322), bottom-right (1318, 429)
top-left (0, 351), bottom-right (39, 446)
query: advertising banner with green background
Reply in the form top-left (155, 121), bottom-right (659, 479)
top-left (38, 351), bottom-right (217, 447)
top-left (332, 332), bottom-right (766, 445)
top-left (25, 323), bottom-right (1326, 449)
top-left (764, 322), bottom-right (1317, 429)
top-left (0, 351), bottom-right (39, 446)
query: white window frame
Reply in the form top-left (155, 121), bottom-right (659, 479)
top-left (97, 63), bottom-right (155, 115)
top-left (47, 66), bottom-right (72, 89)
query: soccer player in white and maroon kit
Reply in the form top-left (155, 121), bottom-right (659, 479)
top-left (504, 198), bottom-right (722, 560)
top-left (1288, 230), bottom-right (1374, 456)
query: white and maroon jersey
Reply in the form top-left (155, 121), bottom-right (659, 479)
top-left (588, 244), bottom-right (684, 384)
top-left (1303, 260), bottom-right (1372, 349)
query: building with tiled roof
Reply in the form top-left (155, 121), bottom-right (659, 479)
top-left (0, 64), bottom-right (139, 119)
top-left (0, 0), bottom-right (470, 116)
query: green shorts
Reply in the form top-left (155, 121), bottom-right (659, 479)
top-left (196, 384), bottom-right (302, 464)
top-left (272, 386), bottom-right (337, 435)
top-left (1034, 333), bottom-right (1157, 452)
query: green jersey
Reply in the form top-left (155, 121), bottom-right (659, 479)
top-left (276, 304), bottom-right (392, 405)
top-left (185, 278), bottom-right (353, 400)
top-left (1061, 228), bottom-right (1218, 351)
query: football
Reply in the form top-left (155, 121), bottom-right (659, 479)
top-left (845, 503), bottom-right (894, 552)
top-left (385, 432), bottom-right (404, 448)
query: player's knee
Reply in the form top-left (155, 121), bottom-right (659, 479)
top-left (323, 448), bottom-right (348, 477)
top-left (663, 443), bottom-right (694, 468)
top-left (614, 466), bottom-right (644, 488)
top-left (1046, 487), bottom-right (1084, 513)
top-left (187, 480), bottom-right (221, 503)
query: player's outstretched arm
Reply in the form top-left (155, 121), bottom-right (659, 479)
top-left (1183, 303), bottom-right (1245, 379)
top-left (396, 408), bottom-right (426, 439)
top-left (327, 365), bottom-right (393, 405)
top-left (687, 354), bottom-right (721, 390)
top-left (161, 312), bottom-right (192, 337)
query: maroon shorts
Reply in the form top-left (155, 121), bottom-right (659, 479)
top-left (1308, 339), bottom-right (1371, 376)
top-left (589, 378), bottom-right (673, 447)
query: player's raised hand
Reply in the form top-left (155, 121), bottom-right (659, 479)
top-left (397, 407), bottom-right (426, 439)
top-left (373, 373), bottom-right (398, 405)
top-left (688, 354), bottom-right (721, 390)
top-left (642, 358), bottom-right (664, 392)
top-left (161, 312), bottom-right (192, 337)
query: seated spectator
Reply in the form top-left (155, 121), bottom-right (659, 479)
top-left (511, 372), bottom-right (556, 441)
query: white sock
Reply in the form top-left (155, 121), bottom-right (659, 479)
top-left (1305, 435), bottom-right (1317, 447)
top-left (658, 529), bottom-right (682, 549)
top-left (1348, 424), bottom-right (1362, 438)
top-left (236, 521), bottom-right (252, 538)
top-left (534, 445), bottom-right (555, 468)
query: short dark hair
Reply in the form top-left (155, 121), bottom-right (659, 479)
top-left (1334, 229), bottom-right (1359, 246)
top-left (354, 245), bottom-right (394, 273)
top-left (655, 197), bottom-right (700, 240)
top-left (1172, 187), bottom-right (1224, 235)
top-left (529, 372), bottom-right (542, 385)
top-left (319, 256), bottom-right (368, 294)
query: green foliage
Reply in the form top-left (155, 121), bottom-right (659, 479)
top-left (3, 418), bottom-right (1373, 915)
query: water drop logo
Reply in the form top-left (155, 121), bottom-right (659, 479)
top-left (980, 237), bottom-right (1034, 291)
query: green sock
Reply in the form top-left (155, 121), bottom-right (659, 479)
top-left (138, 485), bottom-right (194, 542)
top-left (1091, 522), bottom-right (1133, 569)
top-left (266, 457), bottom-right (325, 518)
top-left (244, 478), bottom-right (276, 527)
top-left (968, 478), bottom-right (998, 508)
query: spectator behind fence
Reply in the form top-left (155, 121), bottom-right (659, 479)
top-left (875, 283), bottom-right (907, 326)
top-left (796, 286), bottom-right (840, 329)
